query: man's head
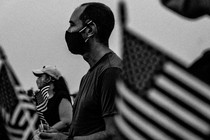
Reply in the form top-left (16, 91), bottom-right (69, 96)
top-left (79, 2), bottom-right (115, 45)
top-left (65, 2), bottom-right (115, 55)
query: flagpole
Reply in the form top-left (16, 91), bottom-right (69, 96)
top-left (0, 46), bottom-right (6, 60)
top-left (119, 1), bottom-right (127, 60)
top-left (119, 0), bottom-right (127, 28)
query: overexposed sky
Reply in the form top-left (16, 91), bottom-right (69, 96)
top-left (0, 0), bottom-right (210, 93)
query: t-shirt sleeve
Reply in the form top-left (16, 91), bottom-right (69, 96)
top-left (98, 67), bottom-right (122, 118)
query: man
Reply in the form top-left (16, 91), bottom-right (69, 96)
top-left (160, 0), bottom-right (210, 85)
top-left (40, 2), bottom-right (122, 140)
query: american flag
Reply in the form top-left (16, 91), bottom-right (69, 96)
top-left (34, 85), bottom-right (49, 124)
top-left (115, 2), bottom-right (210, 140)
top-left (0, 54), bottom-right (39, 140)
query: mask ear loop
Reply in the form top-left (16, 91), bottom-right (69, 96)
top-left (86, 20), bottom-right (93, 25)
top-left (79, 20), bottom-right (93, 33)
top-left (84, 20), bottom-right (96, 42)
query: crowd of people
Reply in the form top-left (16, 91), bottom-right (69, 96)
top-left (1, 0), bottom-right (210, 140)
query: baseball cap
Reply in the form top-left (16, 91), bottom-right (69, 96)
top-left (32, 65), bottom-right (61, 80)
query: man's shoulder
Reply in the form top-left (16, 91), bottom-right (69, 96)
top-left (84, 52), bottom-right (122, 79)
top-left (103, 52), bottom-right (122, 69)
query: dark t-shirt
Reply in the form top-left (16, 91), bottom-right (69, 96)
top-left (69, 52), bottom-right (122, 137)
top-left (44, 90), bottom-right (71, 128)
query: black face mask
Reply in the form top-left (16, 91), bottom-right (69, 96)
top-left (65, 27), bottom-right (89, 55)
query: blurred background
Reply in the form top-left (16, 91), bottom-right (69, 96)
top-left (0, 0), bottom-right (210, 94)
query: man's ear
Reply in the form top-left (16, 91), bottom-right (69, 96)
top-left (86, 21), bottom-right (97, 38)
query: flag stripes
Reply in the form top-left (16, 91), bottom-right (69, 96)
top-left (35, 86), bottom-right (49, 112)
top-left (115, 115), bottom-right (145, 140)
top-left (116, 80), bottom-right (210, 140)
top-left (116, 81), bottom-right (185, 140)
top-left (148, 89), bottom-right (207, 136)
top-left (34, 85), bottom-right (49, 124)
top-left (154, 75), bottom-right (210, 123)
top-left (5, 96), bottom-right (38, 139)
top-left (163, 63), bottom-right (210, 104)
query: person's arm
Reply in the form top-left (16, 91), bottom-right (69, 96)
top-left (51, 98), bottom-right (73, 131)
top-left (39, 132), bottom-right (69, 140)
top-left (73, 116), bottom-right (119, 140)
top-left (39, 113), bottom-right (118, 140)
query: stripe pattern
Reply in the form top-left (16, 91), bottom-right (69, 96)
top-left (115, 27), bottom-right (210, 140)
top-left (34, 85), bottom-right (49, 124)
top-left (0, 61), bottom-right (39, 140)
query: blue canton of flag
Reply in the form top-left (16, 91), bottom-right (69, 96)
top-left (115, 2), bottom-right (210, 140)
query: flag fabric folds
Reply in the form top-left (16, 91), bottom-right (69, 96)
top-left (115, 3), bottom-right (210, 139)
top-left (34, 85), bottom-right (49, 125)
top-left (0, 59), bottom-right (39, 140)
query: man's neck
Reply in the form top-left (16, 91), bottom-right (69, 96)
top-left (83, 43), bottom-right (111, 68)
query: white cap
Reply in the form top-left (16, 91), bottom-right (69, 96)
top-left (32, 65), bottom-right (61, 80)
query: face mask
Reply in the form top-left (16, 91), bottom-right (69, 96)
top-left (65, 26), bottom-right (89, 55)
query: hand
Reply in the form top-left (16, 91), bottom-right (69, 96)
top-left (39, 123), bottom-right (50, 132)
top-left (39, 132), bottom-right (68, 140)
top-left (45, 127), bottom-right (58, 133)
top-left (39, 124), bottom-right (59, 133)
